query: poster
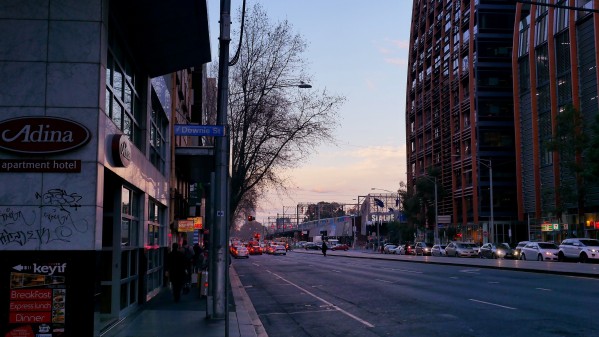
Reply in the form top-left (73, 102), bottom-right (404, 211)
top-left (5, 262), bottom-right (67, 337)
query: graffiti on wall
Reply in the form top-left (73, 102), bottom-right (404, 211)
top-left (0, 188), bottom-right (90, 248)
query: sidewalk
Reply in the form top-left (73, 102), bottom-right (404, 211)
top-left (100, 266), bottom-right (267, 337)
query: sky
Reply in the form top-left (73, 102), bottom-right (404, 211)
top-left (207, 1), bottom-right (412, 222)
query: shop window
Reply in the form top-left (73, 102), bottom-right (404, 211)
top-left (121, 187), bottom-right (139, 247)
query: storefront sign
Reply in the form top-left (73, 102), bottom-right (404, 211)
top-left (5, 262), bottom-right (67, 336)
top-left (0, 117), bottom-right (91, 154)
top-left (177, 220), bottom-right (194, 232)
top-left (187, 217), bottom-right (203, 230)
top-left (0, 159), bottom-right (81, 173)
top-left (111, 134), bottom-right (131, 167)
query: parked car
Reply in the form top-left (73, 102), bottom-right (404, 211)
top-left (331, 244), bottom-right (349, 251)
top-left (513, 241), bottom-right (530, 260)
top-left (445, 241), bottom-right (478, 257)
top-left (558, 238), bottom-right (599, 263)
top-left (414, 242), bottom-right (433, 256)
top-left (403, 242), bottom-right (415, 255)
top-left (304, 242), bottom-right (320, 250)
top-left (521, 242), bottom-right (559, 261)
top-left (231, 245), bottom-right (249, 259)
top-left (431, 244), bottom-right (447, 256)
top-left (383, 244), bottom-right (398, 254)
top-left (479, 243), bottom-right (515, 259)
top-left (273, 245), bottom-right (287, 256)
top-left (391, 245), bottom-right (405, 255)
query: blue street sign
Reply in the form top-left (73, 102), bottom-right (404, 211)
top-left (174, 124), bottom-right (225, 137)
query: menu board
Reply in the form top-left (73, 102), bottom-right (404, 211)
top-left (5, 263), bottom-right (67, 337)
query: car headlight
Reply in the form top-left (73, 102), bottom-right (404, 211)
top-left (589, 248), bottom-right (599, 253)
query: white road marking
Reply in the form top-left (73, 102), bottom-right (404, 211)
top-left (267, 270), bottom-right (375, 328)
top-left (488, 281), bottom-right (499, 284)
top-left (536, 287), bottom-right (552, 291)
top-left (460, 269), bottom-right (481, 274)
top-left (375, 279), bottom-right (393, 283)
top-left (469, 299), bottom-right (517, 310)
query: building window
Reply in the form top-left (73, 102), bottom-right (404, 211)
top-left (535, 14), bottom-right (548, 45)
top-left (535, 44), bottom-right (550, 85)
top-left (554, 1), bottom-right (569, 32)
top-left (539, 111), bottom-right (553, 165)
top-left (147, 199), bottom-right (165, 247)
top-left (518, 16), bottom-right (530, 57)
top-left (121, 187), bottom-right (139, 247)
top-left (106, 27), bottom-right (144, 149)
top-left (150, 92), bottom-right (168, 174)
top-left (519, 58), bottom-right (530, 94)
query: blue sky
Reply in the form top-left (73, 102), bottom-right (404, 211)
top-left (207, 1), bottom-right (412, 221)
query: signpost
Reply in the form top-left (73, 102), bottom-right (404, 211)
top-left (174, 124), bottom-right (225, 137)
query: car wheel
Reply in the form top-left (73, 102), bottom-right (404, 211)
top-left (557, 252), bottom-right (565, 262)
top-left (522, 253), bottom-right (526, 260)
top-left (492, 253), bottom-right (496, 259)
top-left (580, 253), bottom-right (588, 263)
top-left (537, 254), bottom-right (543, 261)
top-left (455, 252), bottom-right (459, 257)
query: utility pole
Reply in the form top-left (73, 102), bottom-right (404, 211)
top-left (211, 0), bottom-right (231, 322)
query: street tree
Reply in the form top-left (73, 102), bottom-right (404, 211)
top-left (546, 105), bottom-right (589, 233)
top-left (216, 4), bottom-right (346, 224)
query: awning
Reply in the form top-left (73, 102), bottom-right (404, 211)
top-left (113, 0), bottom-right (212, 77)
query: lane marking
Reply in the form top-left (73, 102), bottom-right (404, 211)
top-left (460, 269), bottom-right (481, 274)
top-left (536, 287), bottom-right (552, 291)
top-left (375, 279), bottom-right (393, 283)
top-left (469, 299), bottom-right (517, 310)
top-left (267, 270), bottom-right (375, 328)
top-left (488, 281), bottom-right (499, 284)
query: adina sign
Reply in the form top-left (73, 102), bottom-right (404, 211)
top-left (0, 117), bottom-right (91, 154)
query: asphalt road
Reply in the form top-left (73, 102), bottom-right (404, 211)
top-left (233, 250), bottom-right (599, 337)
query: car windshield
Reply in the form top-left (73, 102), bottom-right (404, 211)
top-left (457, 243), bottom-right (469, 248)
top-left (538, 243), bottom-right (558, 249)
top-left (579, 239), bottom-right (599, 247)
top-left (499, 243), bottom-right (511, 249)
top-left (440, 245), bottom-right (447, 249)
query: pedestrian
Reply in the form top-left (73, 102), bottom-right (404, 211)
top-left (181, 240), bottom-right (194, 293)
top-left (321, 241), bottom-right (328, 257)
top-left (166, 242), bottom-right (187, 302)
top-left (193, 243), bottom-right (205, 273)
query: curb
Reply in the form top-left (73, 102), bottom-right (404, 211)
top-left (230, 266), bottom-right (269, 337)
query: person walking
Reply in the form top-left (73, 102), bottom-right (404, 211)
top-left (166, 242), bottom-right (187, 302)
top-left (321, 241), bottom-right (328, 257)
top-left (181, 240), bottom-right (194, 293)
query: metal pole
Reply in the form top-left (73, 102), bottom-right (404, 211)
top-left (212, 0), bottom-right (231, 321)
top-left (489, 160), bottom-right (494, 244)
top-left (434, 178), bottom-right (438, 245)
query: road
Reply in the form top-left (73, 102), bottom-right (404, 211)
top-left (232, 250), bottom-right (599, 337)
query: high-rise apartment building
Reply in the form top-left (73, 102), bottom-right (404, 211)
top-left (406, 0), bottom-right (521, 244)
top-left (513, 1), bottom-right (599, 241)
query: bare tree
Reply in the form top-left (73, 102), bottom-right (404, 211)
top-left (216, 4), bottom-right (346, 224)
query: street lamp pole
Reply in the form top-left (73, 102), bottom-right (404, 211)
top-left (478, 159), bottom-right (493, 243)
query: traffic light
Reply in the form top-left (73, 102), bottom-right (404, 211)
top-left (247, 215), bottom-right (255, 221)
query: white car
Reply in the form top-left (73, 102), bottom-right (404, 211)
top-left (391, 245), bottom-right (405, 255)
top-left (431, 244), bottom-right (447, 256)
top-left (520, 242), bottom-right (559, 261)
top-left (273, 245), bottom-right (287, 256)
top-left (558, 238), bottom-right (599, 263)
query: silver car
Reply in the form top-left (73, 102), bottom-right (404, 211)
top-left (445, 241), bottom-right (477, 257)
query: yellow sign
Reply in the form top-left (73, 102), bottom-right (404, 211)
top-left (177, 219), bottom-right (194, 232)
top-left (188, 217), bottom-right (203, 229)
